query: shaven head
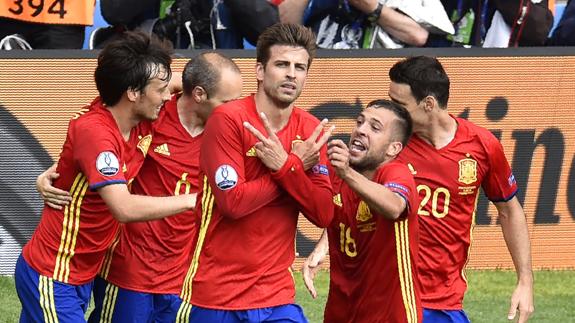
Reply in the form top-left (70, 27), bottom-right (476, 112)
top-left (182, 52), bottom-right (241, 98)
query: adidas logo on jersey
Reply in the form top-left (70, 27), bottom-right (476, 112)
top-left (154, 143), bottom-right (171, 156)
top-left (246, 146), bottom-right (257, 157)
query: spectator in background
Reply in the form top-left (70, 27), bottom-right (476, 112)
top-left (303, 0), bottom-right (454, 49)
top-left (548, 0), bottom-right (575, 46)
top-left (0, 0), bottom-right (95, 49)
top-left (428, 0), bottom-right (554, 47)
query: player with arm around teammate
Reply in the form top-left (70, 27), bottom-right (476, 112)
top-left (14, 32), bottom-right (197, 323)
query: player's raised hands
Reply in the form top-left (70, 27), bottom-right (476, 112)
top-left (291, 119), bottom-right (335, 171)
top-left (328, 139), bottom-right (351, 179)
top-left (36, 163), bottom-right (72, 210)
top-left (243, 112), bottom-right (289, 171)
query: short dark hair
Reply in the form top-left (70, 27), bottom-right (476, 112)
top-left (94, 31), bottom-right (173, 106)
top-left (389, 56), bottom-right (450, 108)
top-left (366, 99), bottom-right (413, 147)
top-left (256, 23), bottom-right (317, 68)
top-left (182, 52), bottom-right (240, 97)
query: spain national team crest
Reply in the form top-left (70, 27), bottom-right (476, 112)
top-left (137, 134), bottom-right (152, 156)
top-left (458, 154), bottom-right (477, 185)
top-left (356, 201), bottom-right (372, 222)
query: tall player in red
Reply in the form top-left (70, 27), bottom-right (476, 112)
top-left (14, 32), bottom-right (196, 322)
top-left (85, 53), bottom-right (243, 323)
top-left (303, 99), bottom-right (422, 322)
top-left (388, 56), bottom-right (534, 323)
top-left (177, 23), bottom-right (334, 322)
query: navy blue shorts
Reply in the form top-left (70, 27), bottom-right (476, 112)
top-left (87, 276), bottom-right (183, 323)
top-left (187, 304), bottom-right (308, 323)
top-left (423, 308), bottom-right (471, 323)
top-left (14, 254), bottom-right (92, 322)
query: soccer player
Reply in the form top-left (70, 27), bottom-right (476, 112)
top-left (87, 53), bottom-right (243, 323)
top-left (303, 99), bottom-right (422, 322)
top-left (389, 56), bottom-right (534, 323)
top-left (14, 32), bottom-right (196, 322)
top-left (176, 23), bottom-right (334, 322)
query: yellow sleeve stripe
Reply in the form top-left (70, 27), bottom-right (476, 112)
top-left (39, 275), bottom-right (59, 323)
top-left (100, 282), bottom-right (119, 323)
top-left (179, 175), bottom-right (215, 303)
top-left (395, 219), bottom-right (418, 323)
top-left (99, 229), bottom-right (122, 279)
top-left (53, 173), bottom-right (88, 283)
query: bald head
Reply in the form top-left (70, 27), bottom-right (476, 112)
top-left (182, 52), bottom-right (241, 97)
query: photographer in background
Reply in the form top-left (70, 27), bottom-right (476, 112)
top-left (92, 0), bottom-right (279, 49)
top-left (92, 0), bottom-right (211, 49)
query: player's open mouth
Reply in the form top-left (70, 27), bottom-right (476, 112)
top-left (350, 139), bottom-right (366, 152)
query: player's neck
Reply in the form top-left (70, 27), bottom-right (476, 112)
top-left (177, 95), bottom-right (205, 137)
top-left (254, 91), bottom-right (293, 132)
top-left (108, 103), bottom-right (140, 141)
top-left (416, 112), bottom-right (457, 149)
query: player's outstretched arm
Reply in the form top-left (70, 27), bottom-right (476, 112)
top-left (36, 163), bottom-right (72, 210)
top-left (495, 196), bottom-right (534, 323)
top-left (302, 229), bottom-right (329, 299)
top-left (98, 184), bottom-right (196, 223)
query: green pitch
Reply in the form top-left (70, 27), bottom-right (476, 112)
top-left (1, 270), bottom-right (573, 322)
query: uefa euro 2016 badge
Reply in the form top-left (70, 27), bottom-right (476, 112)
top-left (215, 164), bottom-right (238, 190)
top-left (96, 151), bottom-right (120, 176)
top-left (458, 154), bottom-right (477, 185)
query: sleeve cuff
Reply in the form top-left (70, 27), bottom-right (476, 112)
top-left (271, 153), bottom-right (304, 180)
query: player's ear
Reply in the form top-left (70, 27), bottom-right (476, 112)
top-left (126, 87), bottom-right (139, 102)
top-left (255, 62), bottom-right (265, 83)
top-left (386, 141), bottom-right (403, 158)
top-left (423, 95), bottom-right (436, 112)
top-left (192, 86), bottom-right (207, 103)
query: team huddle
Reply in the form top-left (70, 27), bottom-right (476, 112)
top-left (15, 23), bottom-right (533, 323)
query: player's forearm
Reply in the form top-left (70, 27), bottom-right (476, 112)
top-left (312, 229), bottom-right (329, 257)
top-left (341, 168), bottom-right (405, 220)
top-left (349, 0), bottom-right (428, 46)
top-left (215, 174), bottom-right (283, 220)
top-left (497, 198), bottom-right (533, 283)
top-left (100, 185), bottom-right (196, 223)
top-left (377, 7), bottom-right (428, 46)
top-left (272, 154), bottom-right (334, 227)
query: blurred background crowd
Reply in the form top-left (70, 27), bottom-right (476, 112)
top-left (0, 0), bottom-right (573, 50)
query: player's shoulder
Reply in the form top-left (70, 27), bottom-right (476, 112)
top-left (456, 117), bottom-right (499, 144)
top-left (293, 106), bottom-right (320, 124)
top-left (212, 96), bottom-right (253, 119)
top-left (378, 159), bottom-right (412, 177)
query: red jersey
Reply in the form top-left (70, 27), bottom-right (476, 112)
top-left (102, 95), bottom-right (200, 294)
top-left (325, 161), bottom-right (422, 323)
top-left (183, 95), bottom-right (333, 310)
top-left (397, 116), bottom-right (518, 310)
top-left (22, 98), bottom-right (152, 285)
